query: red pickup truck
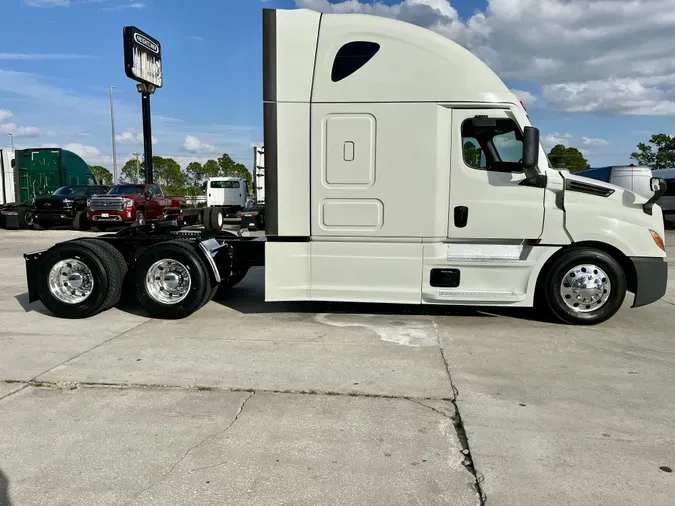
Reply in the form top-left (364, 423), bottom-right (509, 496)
top-left (86, 183), bottom-right (185, 231)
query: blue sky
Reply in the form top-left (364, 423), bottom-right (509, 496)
top-left (1, 0), bottom-right (673, 172)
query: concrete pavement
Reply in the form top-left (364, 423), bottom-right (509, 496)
top-left (0, 228), bottom-right (673, 505)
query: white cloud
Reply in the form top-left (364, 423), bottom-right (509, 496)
top-left (543, 78), bottom-right (675, 115)
top-left (187, 36), bottom-right (205, 41)
top-left (63, 143), bottom-right (111, 166)
top-left (116, 128), bottom-right (158, 145)
top-left (182, 135), bottom-right (217, 154)
top-left (0, 110), bottom-right (12, 122)
top-left (0, 53), bottom-right (94, 60)
top-left (296, 0), bottom-right (675, 116)
top-left (581, 136), bottom-right (610, 147)
top-left (101, 1), bottom-right (146, 10)
top-left (510, 89), bottom-right (537, 108)
top-left (541, 132), bottom-right (573, 151)
top-left (24, 0), bottom-right (69, 6)
top-left (0, 123), bottom-right (40, 137)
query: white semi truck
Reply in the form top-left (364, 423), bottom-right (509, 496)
top-left (0, 149), bottom-right (16, 206)
top-left (22, 8), bottom-right (668, 325)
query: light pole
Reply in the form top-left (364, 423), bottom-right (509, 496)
top-left (8, 133), bottom-right (13, 152)
top-left (109, 85), bottom-right (118, 184)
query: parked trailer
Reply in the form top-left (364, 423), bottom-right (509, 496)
top-left (1, 148), bottom-right (97, 229)
top-left (22, 8), bottom-right (668, 325)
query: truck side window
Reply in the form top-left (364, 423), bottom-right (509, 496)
top-left (461, 118), bottom-right (523, 173)
top-left (152, 184), bottom-right (163, 196)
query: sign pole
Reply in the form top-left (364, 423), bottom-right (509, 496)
top-left (123, 25), bottom-right (162, 186)
top-left (138, 84), bottom-right (155, 184)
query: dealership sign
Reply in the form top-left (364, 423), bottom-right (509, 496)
top-left (123, 26), bottom-right (162, 88)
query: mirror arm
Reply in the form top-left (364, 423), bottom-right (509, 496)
top-left (643, 178), bottom-right (667, 216)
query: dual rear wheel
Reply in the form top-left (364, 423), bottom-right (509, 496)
top-left (37, 238), bottom-right (227, 319)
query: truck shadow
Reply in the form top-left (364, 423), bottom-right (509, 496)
top-left (212, 268), bottom-right (552, 322)
top-left (0, 468), bottom-right (12, 506)
top-left (12, 267), bottom-right (551, 323)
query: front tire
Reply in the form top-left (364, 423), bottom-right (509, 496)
top-left (131, 240), bottom-right (211, 319)
top-left (541, 247), bottom-right (626, 325)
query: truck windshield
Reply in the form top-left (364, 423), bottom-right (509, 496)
top-left (210, 180), bottom-right (240, 189)
top-left (53, 186), bottom-right (88, 196)
top-left (108, 185), bottom-right (144, 195)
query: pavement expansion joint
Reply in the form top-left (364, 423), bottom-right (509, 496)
top-left (430, 315), bottom-right (487, 506)
top-left (0, 379), bottom-right (455, 402)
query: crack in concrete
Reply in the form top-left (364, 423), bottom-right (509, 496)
top-left (0, 379), bottom-right (454, 402)
top-left (127, 391), bottom-right (255, 503)
top-left (410, 399), bottom-right (456, 421)
top-left (0, 383), bottom-right (28, 402)
top-left (431, 315), bottom-right (487, 506)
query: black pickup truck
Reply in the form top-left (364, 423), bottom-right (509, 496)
top-left (31, 184), bottom-right (110, 230)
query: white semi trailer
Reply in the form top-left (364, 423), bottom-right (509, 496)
top-left (22, 8), bottom-right (668, 325)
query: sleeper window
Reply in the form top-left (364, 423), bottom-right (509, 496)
top-left (331, 41), bottom-right (380, 82)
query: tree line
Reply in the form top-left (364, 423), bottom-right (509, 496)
top-left (89, 152), bottom-right (253, 197)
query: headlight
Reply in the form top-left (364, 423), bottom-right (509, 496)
top-left (63, 199), bottom-right (73, 208)
top-left (86, 198), bottom-right (91, 207)
top-left (124, 199), bottom-right (134, 208)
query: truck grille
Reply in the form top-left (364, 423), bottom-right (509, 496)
top-left (89, 197), bottom-right (125, 212)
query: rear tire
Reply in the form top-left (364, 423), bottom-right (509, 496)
top-left (209, 207), bottom-right (223, 231)
top-left (213, 266), bottom-right (249, 299)
top-left (202, 207), bottom-right (213, 229)
top-left (540, 247), bottom-right (626, 325)
top-left (36, 240), bottom-right (124, 318)
top-left (18, 207), bottom-right (34, 229)
top-left (69, 238), bottom-right (128, 310)
top-left (131, 240), bottom-right (210, 319)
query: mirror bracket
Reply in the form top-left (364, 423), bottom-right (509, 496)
top-left (643, 177), bottom-right (667, 215)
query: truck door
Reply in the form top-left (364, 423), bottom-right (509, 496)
top-left (449, 109), bottom-right (545, 240)
top-left (208, 180), bottom-right (225, 207)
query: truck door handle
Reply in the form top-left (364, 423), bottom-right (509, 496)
top-left (454, 206), bottom-right (468, 228)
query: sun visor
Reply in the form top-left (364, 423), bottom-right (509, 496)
top-left (263, 8), bottom-right (321, 103)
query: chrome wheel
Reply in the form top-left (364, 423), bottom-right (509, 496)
top-left (136, 212), bottom-right (146, 226)
top-left (560, 264), bottom-right (611, 313)
top-left (25, 211), bottom-right (34, 227)
top-left (48, 259), bottom-right (95, 304)
top-left (145, 259), bottom-right (191, 304)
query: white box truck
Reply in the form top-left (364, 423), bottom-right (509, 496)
top-left (22, 8), bottom-right (668, 325)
